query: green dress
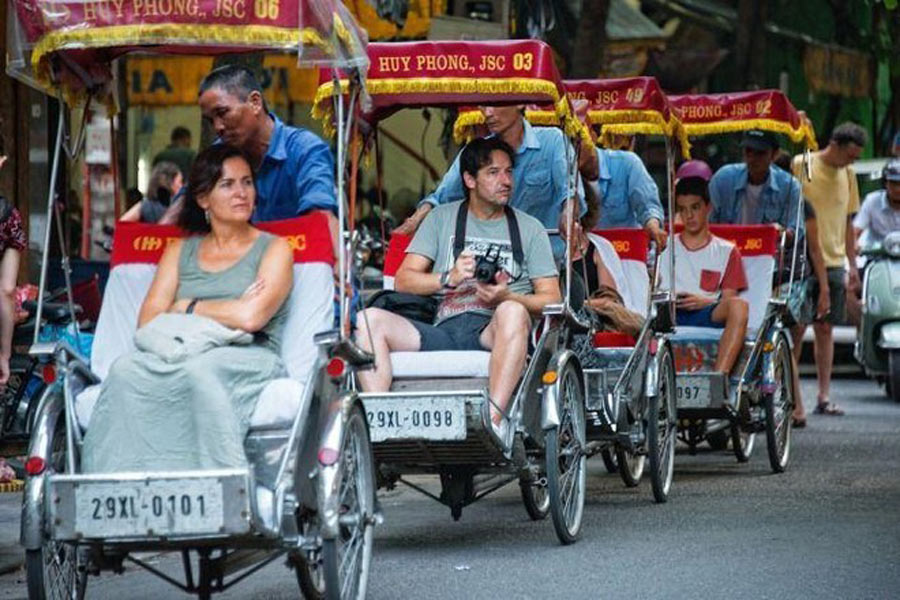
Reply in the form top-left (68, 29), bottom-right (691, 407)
top-left (82, 232), bottom-right (289, 473)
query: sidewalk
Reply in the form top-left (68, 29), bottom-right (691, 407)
top-left (0, 491), bottom-right (23, 575)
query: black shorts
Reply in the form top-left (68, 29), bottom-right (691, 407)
top-left (804, 267), bottom-right (846, 325)
top-left (410, 313), bottom-right (492, 352)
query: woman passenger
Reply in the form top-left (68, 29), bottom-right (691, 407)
top-left (82, 145), bottom-right (293, 472)
top-left (120, 161), bottom-right (183, 223)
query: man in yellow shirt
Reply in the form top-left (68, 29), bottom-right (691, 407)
top-left (791, 122), bottom-right (865, 416)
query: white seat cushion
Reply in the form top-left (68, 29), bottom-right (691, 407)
top-left (588, 233), bottom-right (649, 317)
top-left (390, 350), bottom-right (491, 378)
top-left (75, 377), bottom-right (304, 430)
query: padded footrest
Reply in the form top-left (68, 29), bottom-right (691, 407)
top-left (390, 351), bottom-right (491, 378)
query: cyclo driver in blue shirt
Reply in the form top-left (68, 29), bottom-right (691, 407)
top-left (165, 65), bottom-right (340, 260)
top-left (576, 134), bottom-right (668, 249)
top-left (708, 130), bottom-right (802, 235)
top-left (397, 105), bottom-right (583, 261)
top-left (356, 138), bottom-right (560, 441)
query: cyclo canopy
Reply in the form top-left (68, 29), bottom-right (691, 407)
top-left (452, 76), bottom-right (690, 158)
top-left (668, 90), bottom-right (817, 150)
top-left (313, 39), bottom-right (582, 139)
top-left (8, 0), bottom-right (368, 106)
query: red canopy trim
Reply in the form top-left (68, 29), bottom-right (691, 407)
top-left (668, 90), bottom-right (817, 150)
top-left (565, 77), bottom-right (691, 158)
top-left (110, 213), bottom-right (335, 267)
top-left (11, 0), bottom-right (362, 107)
top-left (313, 40), bottom-right (576, 134)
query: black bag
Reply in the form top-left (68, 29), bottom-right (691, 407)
top-left (367, 290), bottom-right (438, 323)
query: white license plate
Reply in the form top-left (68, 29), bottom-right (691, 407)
top-left (676, 376), bottom-right (711, 408)
top-left (365, 396), bottom-right (467, 442)
top-left (75, 479), bottom-right (224, 538)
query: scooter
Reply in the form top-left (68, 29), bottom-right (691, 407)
top-left (855, 230), bottom-right (900, 401)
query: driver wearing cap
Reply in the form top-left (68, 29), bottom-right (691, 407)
top-left (708, 130), bottom-right (802, 235)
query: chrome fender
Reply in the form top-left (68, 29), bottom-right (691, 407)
top-left (20, 383), bottom-right (64, 550)
top-left (644, 339), bottom-right (665, 398)
top-left (316, 392), bottom-right (357, 539)
top-left (878, 322), bottom-right (900, 350)
top-left (541, 350), bottom-right (581, 430)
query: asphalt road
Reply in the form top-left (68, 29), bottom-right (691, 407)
top-left (1, 376), bottom-right (898, 599)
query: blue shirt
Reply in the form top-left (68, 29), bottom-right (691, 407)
top-left (709, 163), bottom-right (803, 234)
top-left (421, 120), bottom-right (582, 258)
top-left (251, 114), bottom-right (336, 222)
top-left (592, 147), bottom-right (663, 228)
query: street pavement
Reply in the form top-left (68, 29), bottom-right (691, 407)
top-left (0, 376), bottom-right (897, 599)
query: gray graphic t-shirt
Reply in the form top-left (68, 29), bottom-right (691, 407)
top-left (407, 201), bottom-right (557, 324)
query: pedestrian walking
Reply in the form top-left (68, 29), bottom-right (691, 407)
top-left (790, 122), bottom-right (866, 416)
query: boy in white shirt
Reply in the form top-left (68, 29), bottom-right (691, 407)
top-left (661, 160), bottom-right (750, 375)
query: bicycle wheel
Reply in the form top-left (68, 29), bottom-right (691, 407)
top-left (765, 337), bottom-right (794, 473)
top-left (600, 448), bottom-right (618, 474)
top-left (519, 477), bottom-right (550, 521)
top-left (730, 425), bottom-right (756, 463)
top-left (25, 421), bottom-right (88, 600)
top-left (615, 447), bottom-right (645, 487)
top-left (546, 361), bottom-right (586, 544)
top-left (648, 344), bottom-right (676, 503)
top-left (320, 404), bottom-right (375, 600)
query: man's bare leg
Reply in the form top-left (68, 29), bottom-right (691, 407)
top-left (812, 321), bottom-right (834, 405)
top-left (711, 297), bottom-right (749, 374)
top-left (479, 301), bottom-right (531, 424)
top-left (355, 307), bottom-right (422, 392)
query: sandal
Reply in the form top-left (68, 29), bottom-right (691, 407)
top-left (813, 402), bottom-right (844, 416)
top-left (791, 417), bottom-right (807, 429)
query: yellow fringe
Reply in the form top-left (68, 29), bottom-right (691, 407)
top-left (314, 76), bottom-right (564, 127)
top-left (682, 119), bottom-right (818, 150)
top-left (0, 480), bottom-right (23, 493)
top-left (31, 24), bottom-right (330, 102)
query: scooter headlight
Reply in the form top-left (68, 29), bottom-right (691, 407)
top-left (884, 232), bottom-right (900, 258)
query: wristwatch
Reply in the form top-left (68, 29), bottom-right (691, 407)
top-left (439, 271), bottom-right (455, 289)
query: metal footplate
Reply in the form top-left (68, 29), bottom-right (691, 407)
top-left (48, 469), bottom-right (252, 542)
top-left (675, 372), bottom-right (729, 415)
top-left (361, 390), bottom-right (506, 468)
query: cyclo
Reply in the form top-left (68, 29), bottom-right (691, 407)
top-left (314, 40), bottom-right (588, 544)
top-left (10, 2), bottom-right (377, 598)
top-left (497, 77), bottom-right (686, 502)
top-left (666, 90), bottom-right (815, 472)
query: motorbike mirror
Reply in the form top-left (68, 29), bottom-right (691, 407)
top-left (884, 231), bottom-right (900, 258)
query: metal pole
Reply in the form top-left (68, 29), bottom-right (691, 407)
top-left (52, 198), bottom-right (80, 347)
top-left (333, 74), bottom-right (347, 336)
top-left (665, 137), bottom-right (676, 323)
top-left (33, 109), bottom-right (66, 347)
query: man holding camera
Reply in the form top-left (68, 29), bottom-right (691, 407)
top-left (356, 138), bottom-right (560, 439)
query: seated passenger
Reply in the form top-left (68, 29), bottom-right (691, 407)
top-left (355, 138), bottom-right (561, 438)
top-left (660, 161), bottom-right (750, 376)
top-left (82, 145), bottom-right (294, 473)
top-left (572, 179), bottom-right (643, 338)
top-left (397, 105), bottom-right (583, 261)
top-left (708, 130), bottom-right (802, 236)
top-left (120, 161), bottom-right (183, 224)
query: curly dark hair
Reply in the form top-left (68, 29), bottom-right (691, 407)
top-left (179, 145), bottom-right (254, 234)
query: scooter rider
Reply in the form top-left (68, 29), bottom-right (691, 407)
top-left (854, 158), bottom-right (900, 246)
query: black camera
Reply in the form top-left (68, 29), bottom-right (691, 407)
top-left (474, 244), bottom-right (502, 283)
